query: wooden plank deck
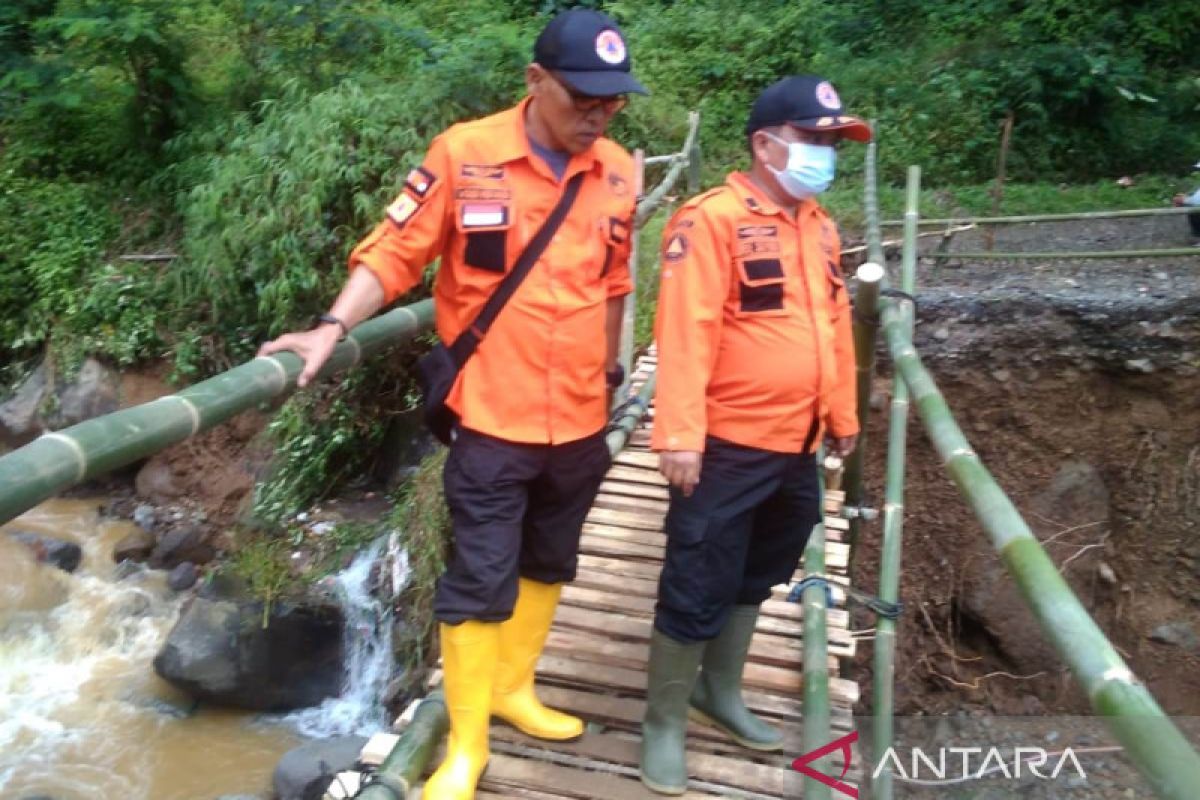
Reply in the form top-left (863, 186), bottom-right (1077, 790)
top-left (416, 352), bottom-right (860, 798)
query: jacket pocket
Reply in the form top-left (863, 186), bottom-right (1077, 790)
top-left (599, 215), bottom-right (630, 278)
top-left (826, 259), bottom-right (846, 301)
top-left (735, 257), bottom-right (787, 316)
top-left (456, 201), bottom-right (512, 273)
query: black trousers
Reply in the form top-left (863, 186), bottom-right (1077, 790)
top-left (655, 436), bottom-right (821, 643)
top-left (434, 426), bottom-right (611, 624)
top-left (1189, 210), bottom-right (1200, 237)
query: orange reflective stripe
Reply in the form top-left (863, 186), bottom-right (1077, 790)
top-left (348, 98), bottom-right (636, 444)
top-left (651, 172), bottom-right (859, 455)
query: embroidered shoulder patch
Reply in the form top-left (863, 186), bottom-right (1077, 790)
top-left (387, 193), bottom-right (421, 229)
top-left (405, 166), bottom-right (437, 198)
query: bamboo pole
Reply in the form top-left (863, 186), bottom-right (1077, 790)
top-left (985, 112), bottom-right (1014, 251)
top-left (863, 135), bottom-right (886, 267)
top-left (843, 260), bottom-right (883, 538)
top-left (686, 137), bottom-right (703, 195)
top-left (929, 247), bottom-right (1200, 260)
top-left (635, 111), bottom-right (701, 229)
top-left (880, 205), bottom-right (1197, 227)
top-left (843, 134), bottom-right (886, 545)
top-left (605, 368), bottom-right (656, 456)
top-left (870, 165), bottom-right (920, 800)
top-left (617, 148), bottom-right (646, 390)
top-left (356, 692), bottom-right (448, 800)
top-left (0, 300), bottom-right (435, 526)
top-left (880, 305), bottom-right (1200, 799)
top-left (800, 455), bottom-right (833, 800)
top-left (841, 224), bottom-right (975, 257)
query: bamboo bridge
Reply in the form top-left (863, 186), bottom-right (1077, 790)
top-left (406, 349), bottom-right (861, 799)
top-left (3, 119), bottom-right (1200, 799)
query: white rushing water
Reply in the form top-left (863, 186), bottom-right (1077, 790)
top-left (0, 501), bottom-right (296, 800)
top-left (280, 538), bottom-right (396, 738)
top-left (0, 513), bottom-right (183, 798)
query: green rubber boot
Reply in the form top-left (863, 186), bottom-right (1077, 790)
top-left (640, 627), bottom-right (705, 796)
top-left (689, 605), bottom-right (783, 751)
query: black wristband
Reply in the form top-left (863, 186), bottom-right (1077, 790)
top-left (315, 313), bottom-right (348, 338)
top-left (606, 363), bottom-right (625, 389)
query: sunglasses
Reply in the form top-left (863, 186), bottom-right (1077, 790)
top-left (546, 71), bottom-right (628, 115)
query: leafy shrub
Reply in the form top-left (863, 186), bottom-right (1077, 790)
top-left (0, 174), bottom-right (116, 361)
top-left (1, 0), bottom-right (197, 178)
top-left (167, 22), bottom-right (528, 374)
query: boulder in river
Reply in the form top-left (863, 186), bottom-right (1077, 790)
top-left (153, 594), bottom-right (345, 711)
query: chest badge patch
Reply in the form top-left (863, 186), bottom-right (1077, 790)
top-left (461, 164), bottom-right (505, 180)
top-left (461, 203), bottom-right (508, 228)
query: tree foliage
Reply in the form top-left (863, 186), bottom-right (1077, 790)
top-left (1, 0), bottom-right (1196, 509)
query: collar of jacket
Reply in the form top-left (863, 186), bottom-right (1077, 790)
top-left (725, 171), bottom-right (821, 221)
top-left (488, 96), bottom-right (605, 180)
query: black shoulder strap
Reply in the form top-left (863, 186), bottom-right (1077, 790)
top-left (447, 170), bottom-right (586, 366)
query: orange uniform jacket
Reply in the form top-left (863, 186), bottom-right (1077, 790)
top-left (349, 98), bottom-right (635, 445)
top-left (651, 172), bottom-right (859, 454)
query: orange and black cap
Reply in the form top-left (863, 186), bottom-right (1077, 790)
top-left (533, 9), bottom-right (648, 97)
top-left (746, 75), bottom-right (871, 142)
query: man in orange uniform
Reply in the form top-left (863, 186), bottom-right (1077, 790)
top-left (259, 10), bottom-right (645, 799)
top-left (640, 75), bottom-right (868, 795)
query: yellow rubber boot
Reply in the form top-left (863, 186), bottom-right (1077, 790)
top-left (423, 621), bottom-right (500, 800)
top-left (491, 578), bottom-right (584, 740)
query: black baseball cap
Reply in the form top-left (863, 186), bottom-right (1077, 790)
top-left (745, 75), bottom-right (871, 142)
top-left (533, 9), bottom-right (648, 97)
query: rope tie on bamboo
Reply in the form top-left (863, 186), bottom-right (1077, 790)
top-left (880, 288), bottom-right (918, 312)
top-left (604, 395), bottom-right (647, 434)
top-left (788, 575), bottom-right (904, 620)
top-left (353, 771), bottom-right (408, 800)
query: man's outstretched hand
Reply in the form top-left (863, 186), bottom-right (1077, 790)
top-left (257, 325), bottom-right (341, 388)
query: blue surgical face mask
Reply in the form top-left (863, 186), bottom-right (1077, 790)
top-left (763, 132), bottom-right (837, 199)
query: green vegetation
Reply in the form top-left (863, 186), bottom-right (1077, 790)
top-left (229, 449), bottom-right (448, 621)
top-left (383, 449), bottom-right (451, 679)
top-left (3, 0), bottom-right (1196, 515)
top-left (228, 534), bottom-right (293, 626)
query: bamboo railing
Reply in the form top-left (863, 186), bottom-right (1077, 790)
top-left (842, 137), bottom-right (886, 547)
top-left (868, 166), bottom-right (920, 800)
top-left (868, 165), bottom-right (1200, 799)
top-left (0, 300), bottom-right (435, 526)
top-left (799, 463), bottom-right (833, 800)
top-left (617, 112), bottom-right (702, 397)
top-left (880, 205), bottom-right (1197, 226)
top-left (930, 246), bottom-right (1200, 260)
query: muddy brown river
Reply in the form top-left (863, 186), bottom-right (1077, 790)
top-left (1, 500), bottom-right (300, 800)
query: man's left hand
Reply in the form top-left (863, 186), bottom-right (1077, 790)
top-left (827, 434), bottom-right (858, 458)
